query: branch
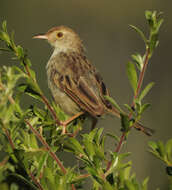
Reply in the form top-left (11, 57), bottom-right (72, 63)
top-left (0, 83), bottom-right (15, 150)
top-left (106, 48), bottom-right (150, 172)
top-left (25, 120), bottom-right (78, 190)
top-left (25, 120), bottom-right (67, 174)
top-left (131, 48), bottom-right (150, 109)
top-left (3, 128), bottom-right (15, 150)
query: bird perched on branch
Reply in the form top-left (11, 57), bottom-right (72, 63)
top-left (33, 26), bottom-right (153, 136)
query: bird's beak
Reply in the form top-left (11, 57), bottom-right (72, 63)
top-left (33, 34), bottom-right (48, 40)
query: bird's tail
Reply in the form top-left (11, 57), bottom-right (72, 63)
top-left (108, 107), bottom-right (154, 136)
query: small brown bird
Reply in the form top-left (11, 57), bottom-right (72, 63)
top-left (33, 26), bottom-right (153, 135)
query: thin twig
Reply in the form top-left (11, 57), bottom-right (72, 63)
top-left (76, 173), bottom-right (90, 180)
top-left (40, 94), bottom-right (61, 125)
top-left (131, 48), bottom-right (150, 110)
top-left (71, 184), bottom-right (76, 190)
top-left (106, 48), bottom-right (150, 172)
top-left (0, 83), bottom-right (15, 105)
top-left (25, 64), bottom-right (32, 79)
top-left (3, 128), bottom-right (15, 150)
top-left (106, 133), bottom-right (125, 171)
top-left (29, 172), bottom-right (44, 190)
top-left (0, 83), bottom-right (15, 150)
top-left (0, 157), bottom-right (8, 166)
top-left (25, 120), bottom-right (67, 174)
top-left (25, 120), bottom-right (78, 189)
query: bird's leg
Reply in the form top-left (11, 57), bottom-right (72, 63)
top-left (91, 117), bottom-right (98, 130)
top-left (60, 112), bottom-right (84, 134)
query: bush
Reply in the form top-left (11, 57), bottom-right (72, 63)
top-left (0, 10), bottom-right (171, 190)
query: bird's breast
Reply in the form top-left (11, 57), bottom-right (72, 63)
top-left (46, 57), bottom-right (81, 116)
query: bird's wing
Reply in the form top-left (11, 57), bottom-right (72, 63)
top-left (51, 52), bottom-right (110, 117)
top-left (58, 74), bottom-right (105, 117)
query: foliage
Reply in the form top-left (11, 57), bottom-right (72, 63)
top-left (0, 10), bottom-right (169, 190)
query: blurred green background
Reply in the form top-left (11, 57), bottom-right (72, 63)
top-left (0, 0), bottom-right (172, 189)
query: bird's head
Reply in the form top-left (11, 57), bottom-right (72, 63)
top-left (33, 26), bottom-right (84, 53)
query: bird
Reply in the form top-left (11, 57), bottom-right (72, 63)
top-left (33, 26), bottom-right (153, 136)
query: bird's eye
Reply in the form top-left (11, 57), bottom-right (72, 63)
top-left (57, 32), bottom-right (63, 38)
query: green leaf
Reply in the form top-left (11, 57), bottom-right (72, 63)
top-left (0, 31), bottom-right (10, 44)
top-left (123, 165), bottom-right (132, 180)
top-left (102, 181), bottom-right (114, 190)
top-left (33, 106), bottom-right (44, 120)
top-left (140, 103), bottom-right (151, 114)
top-left (10, 31), bottom-right (17, 51)
top-left (106, 152), bottom-right (119, 175)
top-left (9, 174), bottom-right (38, 190)
top-left (142, 177), bottom-right (149, 190)
top-left (0, 47), bottom-right (10, 52)
top-left (120, 114), bottom-right (130, 132)
top-left (10, 183), bottom-right (19, 190)
top-left (148, 141), bottom-right (158, 151)
top-left (94, 146), bottom-right (105, 160)
top-left (65, 138), bottom-right (85, 155)
top-left (94, 128), bottom-right (103, 145)
top-left (139, 82), bottom-right (154, 101)
top-left (166, 139), bottom-right (172, 163)
top-left (87, 128), bottom-right (98, 142)
top-left (145, 10), bottom-right (163, 56)
top-left (156, 18), bottom-right (164, 33)
top-left (43, 167), bottom-right (55, 189)
top-left (83, 137), bottom-right (95, 160)
top-left (124, 104), bottom-right (134, 113)
top-left (157, 141), bottom-right (166, 158)
top-left (17, 83), bottom-right (42, 101)
top-left (86, 167), bottom-right (104, 185)
top-left (135, 100), bottom-right (141, 113)
top-left (104, 96), bottom-right (123, 113)
top-left (16, 45), bottom-right (24, 59)
top-left (145, 10), bottom-right (154, 28)
top-left (119, 152), bottom-right (131, 161)
top-left (131, 53), bottom-right (144, 71)
top-left (124, 179), bottom-right (135, 190)
top-left (126, 62), bottom-right (138, 94)
top-left (106, 133), bottom-right (120, 142)
top-left (2, 20), bottom-right (7, 33)
top-left (129, 25), bottom-right (147, 45)
top-left (29, 134), bottom-right (39, 149)
top-left (36, 152), bottom-right (49, 178)
top-left (149, 33), bottom-right (158, 55)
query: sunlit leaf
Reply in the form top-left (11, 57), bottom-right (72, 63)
top-left (2, 20), bottom-right (7, 33)
top-left (17, 83), bottom-right (42, 101)
top-left (126, 62), bottom-right (138, 94)
top-left (140, 103), bottom-right (151, 114)
top-left (131, 53), bottom-right (144, 71)
top-left (139, 82), bottom-right (155, 101)
top-left (120, 113), bottom-right (130, 132)
top-left (129, 25), bottom-right (147, 45)
top-left (142, 177), bottom-right (149, 190)
top-left (106, 133), bottom-right (120, 142)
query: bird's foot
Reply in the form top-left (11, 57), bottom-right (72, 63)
top-left (60, 111), bottom-right (84, 135)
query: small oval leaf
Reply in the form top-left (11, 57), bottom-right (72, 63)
top-left (127, 62), bottom-right (138, 94)
top-left (139, 82), bottom-right (155, 101)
